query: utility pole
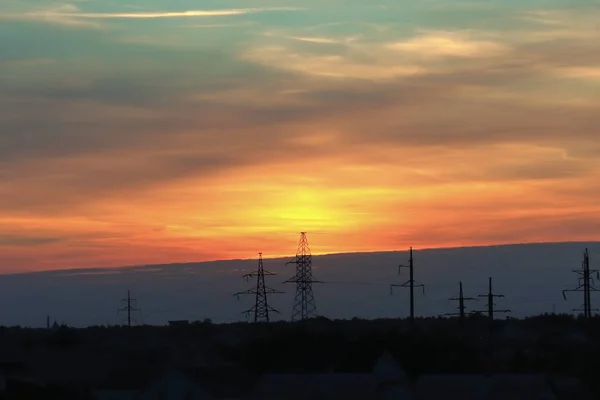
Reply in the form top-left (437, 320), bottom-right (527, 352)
top-left (234, 252), bottom-right (283, 323)
top-left (474, 277), bottom-right (510, 320)
top-left (284, 232), bottom-right (322, 321)
top-left (563, 248), bottom-right (599, 318)
top-left (118, 290), bottom-right (140, 327)
top-left (446, 281), bottom-right (477, 320)
top-left (473, 277), bottom-right (509, 356)
top-left (390, 247), bottom-right (425, 323)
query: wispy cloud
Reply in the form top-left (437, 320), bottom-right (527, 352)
top-left (182, 22), bottom-right (258, 29)
top-left (242, 29), bottom-right (510, 80)
top-left (518, 8), bottom-right (600, 41)
top-left (0, 4), bottom-right (303, 28)
top-left (51, 7), bottom-right (303, 19)
top-left (388, 30), bottom-right (509, 59)
top-left (243, 45), bottom-right (425, 80)
top-left (282, 36), bottom-right (343, 44)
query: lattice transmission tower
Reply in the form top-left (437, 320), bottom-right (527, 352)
top-left (234, 252), bottom-right (283, 323)
top-left (563, 248), bottom-right (599, 318)
top-left (284, 232), bottom-right (322, 321)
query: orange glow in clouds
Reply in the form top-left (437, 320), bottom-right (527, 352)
top-left (2, 4), bottom-right (600, 273)
top-left (1, 144), bottom-right (599, 273)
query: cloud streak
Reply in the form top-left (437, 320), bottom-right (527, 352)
top-left (48, 7), bottom-right (303, 19)
top-left (0, 4), bottom-right (303, 28)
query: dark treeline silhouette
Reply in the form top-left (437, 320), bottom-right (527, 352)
top-left (0, 314), bottom-right (599, 398)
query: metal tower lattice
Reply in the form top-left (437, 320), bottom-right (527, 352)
top-left (563, 248), bottom-right (599, 318)
top-left (234, 252), bottom-right (283, 323)
top-left (284, 232), bottom-right (321, 321)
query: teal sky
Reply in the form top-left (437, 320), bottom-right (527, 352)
top-left (1, 0), bottom-right (599, 272)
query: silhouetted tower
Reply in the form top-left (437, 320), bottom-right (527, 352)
top-left (390, 247), bottom-right (425, 322)
top-left (284, 232), bottom-right (322, 321)
top-left (118, 290), bottom-right (140, 327)
top-left (563, 248), bottom-right (599, 318)
top-left (446, 281), bottom-right (477, 320)
top-left (234, 252), bottom-right (283, 322)
top-left (474, 277), bottom-right (510, 319)
top-left (474, 277), bottom-right (509, 356)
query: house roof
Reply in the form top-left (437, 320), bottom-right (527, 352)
top-left (250, 373), bottom-right (381, 400)
top-left (139, 370), bottom-right (214, 399)
top-left (182, 366), bottom-right (257, 397)
top-left (378, 383), bottom-right (415, 400)
top-left (416, 374), bottom-right (490, 400)
top-left (551, 377), bottom-right (594, 400)
top-left (96, 365), bottom-right (255, 397)
top-left (96, 368), bottom-right (163, 390)
top-left (490, 374), bottom-right (556, 400)
top-left (372, 350), bottom-right (407, 381)
top-left (27, 350), bottom-right (110, 385)
top-left (415, 374), bottom-right (556, 400)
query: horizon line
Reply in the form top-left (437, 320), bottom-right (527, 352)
top-left (2, 239), bottom-right (597, 277)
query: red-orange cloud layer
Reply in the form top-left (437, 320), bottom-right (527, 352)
top-left (0, 2), bottom-right (599, 272)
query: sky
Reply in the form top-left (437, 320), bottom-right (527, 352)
top-left (0, 0), bottom-right (599, 273)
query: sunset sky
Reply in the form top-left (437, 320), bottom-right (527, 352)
top-left (1, 0), bottom-right (599, 273)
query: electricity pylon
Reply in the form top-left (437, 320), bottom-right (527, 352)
top-left (390, 247), bottom-right (425, 323)
top-left (446, 281), bottom-right (477, 320)
top-left (474, 277), bottom-right (510, 319)
top-left (234, 252), bottom-right (283, 323)
top-left (563, 248), bottom-right (599, 318)
top-left (283, 232), bottom-right (322, 321)
top-left (473, 277), bottom-right (509, 356)
top-left (118, 290), bottom-right (140, 327)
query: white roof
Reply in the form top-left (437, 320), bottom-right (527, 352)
top-left (372, 350), bottom-right (407, 381)
top-left (252, 373), bottom-right (379, 400)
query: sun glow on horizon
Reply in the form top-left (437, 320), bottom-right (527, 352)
top-left (1, 1), bottom-right (600, 273)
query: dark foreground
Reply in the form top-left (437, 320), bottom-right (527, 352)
top-left (0, 314), bottom-right (598, 399)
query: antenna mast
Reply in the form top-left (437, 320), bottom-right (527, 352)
top-left (234, 252), bottom-right (283, 322)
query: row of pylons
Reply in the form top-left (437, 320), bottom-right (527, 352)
top-left (235, 234), bottom-right (598, 323)
top-left (234, 232), bottom-right (320, 322)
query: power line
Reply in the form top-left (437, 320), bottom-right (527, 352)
top-left (390, 247), bottom-right (425, 323)
top-left (562, 247), bottom-right (599, 318)
top-left (234, 252), bottom-right (283, 323)
top-left (283, 232), bottom-right (322, 321)
top-left (472, 277), bottom-right (509, 356)
top-left (473, 277), bottom-right (510, 320)
top-left (445, 281), bottom-right (477, 320)
top-left (118, 290), bottom-right (140, 327)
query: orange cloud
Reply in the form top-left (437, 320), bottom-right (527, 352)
top-left (2, 2), bottom-right (600, 273)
